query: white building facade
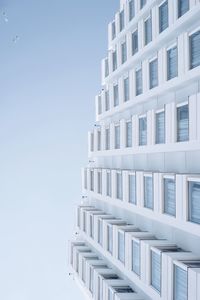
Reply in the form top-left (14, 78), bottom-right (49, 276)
top-left (69, 1), bottom-right (200, 299)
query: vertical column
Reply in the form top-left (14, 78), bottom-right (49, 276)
top-left (178, 33), bottom-right (185, 78)
top-left (101, 123), bottom-right (106, 151)
top-left (189, 94), bottom-right (197, 141)
top-left (197, 93), bottom-right (200, 141)
top-left (158, 47), bottom-right (165, 85)
top-left (123, 170), bottom-right (129, 203)
top-left (154, 173), bottom-right (160, 214)
top-left (143, 59), bottom-right (149, 94)
top-left (102, 169), bottom-right (107, 197)
top-left (94, 169), bottom-right (98, 194)
top-left (152, 5), bottom-right (159, 41)
top-left (132, 114), bottom-right (139, 147)
top-left (110, 122), bottom-right (115, 150)
top-left (136, 171), bottom-right (144, 208)
top-left (147, 109), bottom-right (154, 146)
top-left (119, 77), bottom-right (124, 106)
top-left (165, 102), bottom-right (176, 144)
top-left (111, 170), bottom-right (117, 200)
top-left (120, 119), bottom-right (126, 149)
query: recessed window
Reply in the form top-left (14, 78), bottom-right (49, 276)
top-left (90, 170), bottom-right (94, 191)
top-left (188, 180), bottom-right (200, 224)
top-left (97, 171), bottom-right (102, 194)
top-left (151, 251), bottom-right (161, 293)
top-left (113, 84), bottom-right (119, 107)
top-left (144, 175), bottom-right (153, 209)
top-left (115, 125), bottom-right (120, 149)
top-left (97, 130), bottom-right (101, 151)
top-left (189, 30), bottom-right (200, 70)
top-left (156, 111), bottom-right (165, 144)
top-left (129, 0), bottom-right (135, 21)
top-left (105, 127), bottom-right (110, 150)
top-left (149, 58), bottom-right (158, 89)
top-left (83, 210), bottom-right (86, 231)
top-left (167, 46), bottom-right (178, 80)
top-left (84, 169), bottom-right (87, 190)
top-left (89, 267), bottom-right (94, 293)
top-left (178, 0), bottom-right (189, 18)
top-left (164, 177), bottom-right (176, 216)
top-left (132, 30), bottom-right (138, 55)
top-left (98, 219), bottom-right (103, 245)
top-left (118, 232), bottom-right (125, 263)
top-left (135, 68), bottom-right (143, 96)
top-left (116, 173), bottom-right (123, 200)
top-left (105, 90), bottom-right (110, 111)
top-left (98, 95), bottom-right (102, 115)
top-left (105, 58), bottom-right (109, 77)
top-left (107, 172), bottom-right (112, 197)
top-left (140, 0), bottom-right (147, 9)
top-left (177, 104), bottom-right (189, 142)
top-left (129, 174), bottom-right (136, 204)
top-left (90, 133), bottom-right (94, 152)
top-left (145, 15), bottom-right (152, 45)
top-left (121, 41), bottom-right (127, 64)
top-left (139, 116), bottom-right (147, 146)
top-left (159, 1), bottom-right (168, 33)
top-left (107, 225), bottom-right (113, 253)
top-left (120, 10), bottom-right (125, 32)
top-left (174, 265), bottom-right (187, 300)
top-left (112, 50), bottom-right (117, 71)
top-left (124, 77), bottom-right (130, 102)
top-left (90, 214), bottom-right (94, 238)
top-left (112, 21), bottom-right (116, 40)
top-left (126, 121), bottom-right (132, 147)
top-left (132, 240), bottom-right (140, 275)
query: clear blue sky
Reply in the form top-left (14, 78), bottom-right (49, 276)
top-left (0, 1), bottom-right (118, 299)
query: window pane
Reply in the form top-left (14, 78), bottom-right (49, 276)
top-left (140, 0), bottom-right (147, 9)
top-left (105, 90), bottom-right (110, 111)
top-left (105, 58), bottom-right (109, 77)
top-left (90, 133), bottom-right (94, 152)
top-left (124, 77), bottom-right (130, 102)
top-left (90, 171), bottom-right (94, 191)
top-left (113, 84), bottom-right (119, 106)
top-left (98, 172), bottom-right (102, 194)
top-left (106, 128), bottom-right (110, 150)
top-left (159, 1), bottom-right (168, 33)
top-left (90, 214), bottom-right (94, 237)
top-left (189, 181), bottom-right (200, 224)
top-left (121, 41), bottom-right (127, 64)
top-left (178, 0), bottom-right (189, 18)
top-left (112, 51), bottom-right (117, 71)
top-left (129, 0), bottom-right (135, 21)
top-left (136, 68), bottom-right (143, 96)
top-left (132, 30), bottom-right (138, 55)
top-left (144, 176), bottom-right (153, 209)
top-left (145, 16), bottom-right (152, 45)
top-left (118, 232), bottom-right (125, 263)
top-left (108, 225), bottom-right (113, 253)
top-left (115, 125), bottom-right (120, 149)
top-left (167, 46), bottom-right (178, 80)
top-left (174, 266), bottom-right (187, 300)
top-left (164, 178), bottom-right (176, 216)
top-left (156, 111), bottom-right (165, 144)
top-left (89, 267), bottom-right (94, 293)
top-left (129, 174), bottom-right (136, 204)
top-left (139, 117), bottom-right (147, 146)
top-left (112, 21), bottom-right (116, 40)
top-left (132, 241), bottom-right (140, 275)
top-left (151, 251), bottom-right (161, 293)
top-left (98, 219), bottom-right (103, 245)
top-left (120, 10), bottom-right (125, 32)
top-left (97, 130), bottom-right (101, 151)
top-left (117, 173), bottom-right (123, 200)
top-left (98, 96), bottom-right (102, 114)
top-left (107, 172), bottom-right (112, 197)
top-left (177, 104), bottom-right (189, 142)
top-left (149, 58), bottom-right (158, 89)
top-left (190, 31), bottom-right (200, 70)
top-left (126, 121), bottom-right (132, 147)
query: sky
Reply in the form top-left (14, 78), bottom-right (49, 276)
top-left (0, 1), bottom-right (118, 299)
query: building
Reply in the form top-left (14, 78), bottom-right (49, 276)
top-left (69, 0), bottom-right (200, 299)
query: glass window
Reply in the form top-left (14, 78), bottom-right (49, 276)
top-left (144, 176), bottom-right (153, 209)
top-left (149, 58), bottom-right (158, 89)
top-left (115, 125), bottom-right (120, 149)
top-left (98, 96), bottom-right (102, 115)
top-left (188, 181), bottom-right (200, 224)
top-left (90, 214), bottom-right (94, 238)
top-left (129, 0), bottom-right (135, 21)
top-left (129, 174), bottom-right (136, 204)
top-left (97, 130), bottom-right (101, 151)
top-left (164, 178), bottom-right (176, 216)
top-left (90, 133), bottom-right (94, 152)
top-left (112, 21), bottom-right (116, 40)
top-left (178, 0), bottom-right (189, 18)
top-left (139, 116), bottom-right (147, 146)
top-left (105, 90), bottom-right (110, 111)
top-left (189, 30), bottom-right (200, 70)
top-left (83, 211), bottom-right (86, 231)
top-left (98, 219), bottom-right (103, 245)
top-left (105, 58), bottom-right (109, 77)
top-left (121, 41), bottom-right (127, 64)
top-left (90, 170), bottom-right (94, 191)
top-left (106, 128), bottom-right (110, 150)
top-left (174, 265), bottom-right (187, 300)
top-left (112, 50), bottom-right (117, 71)
top-left (107, 172), bottom-right (112, 197)
top-left (167, 46), bottom-right (178, 80)
top-left (116, 173), bottom-right (123, 200)
top-left (98, 171), bottom-right (102, 194)
top-left (126, 121), bottom-right (132, 147)
top-left (177, 104), bottom-right (189, 142)
top-left (151, 251), bottom-right (161, 293)
top-left (156, 111), bottom-right (165, 144)
top-left (140, 0), bottom-right (147, 9)
top-left (124, 77), bottom-right (130, 102)
top-left (132, 30), bottom-right (138, 55)
top-left (145, 15), bottom-right (152, 45)
top-left (89, 267), bottom-right (94, 293)
top-left (135, 68), bottom-right (143, 96)
top-left (82, 260), bottom-right (86, 282)
top-left (118, 232), bottom-right (125, 263)
top-left (120, 10), bottom-right (125, 32)
top-left (159, 1), bottom-right (168, 33)
top-left (132, 240), bottom-right (140, 275)
top-left (108, 225), bottom-right (113, 253)
top-left (84, 169), bottom-right (87, 189)
top-left (113, 84), bottom-right (119, 107)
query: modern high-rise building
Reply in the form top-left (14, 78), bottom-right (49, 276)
top-left (69, 1), bottom-right (200, 299)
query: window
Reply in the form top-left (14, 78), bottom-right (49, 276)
top-left (108, 225), bottom-right (113, 253)
top-left (91, 133), bottom-right (94, 152)
top-left (115, 125), bottom-right (120, 149)
top-left (188, 180), bottom-right (200, 224)
top-left (90, 214), bottom-right (94, 238)
top-left (140, 0), bottom-right (147, 9)
top-left (132, 30), bottom-right (138, 55)
top-left (98, 96), bottom-right (102, 115)
top-left (149, 58), bottom-right (158, 89)
top-left (135, 68), bottom-right (143, 96)
top-left (116, 173), bottom-right (123, 200)
top-left (90, 170), bottom-right (94, 191)
top-left (144, 175), bottom-right (153, 209)
top-left (177, 104), bottom-right (189, 142)
top-left (167, 46), bottom-right (178, 80)
top-left (145, 15), bottom-right (152, 45)
top-left (120, 10), bottom-right (125, 32)
top-left (113, 84), bottom-right (119, 107)
top-left (178, 0), bottom-right (189, 18)
top-left (112, 21), bottom-right (116, 40)
top-left (105, 90), bottom-right (110, 111)
top-left (82, 260), bottom-right (86, 282)
top-left (98, 219), bottom-right (103, 245)
top-left (164, 178), bottom-right (176, 216)
top-left (151, 251), bottom-right (161, 293)
top-left (174, 265), bottom-right (187, 300)
top-left (105, 58), bottom-right (109, 77)
top-left (107, 172), bottom-right (112, 197)
top-left (159, 1), bottom-right (168, 33)
top-left (129, 174), bottom-right (136, 204)
top-left (118, 232), bottom-right (125, 263)
top-left (84, 169), bottom-right (87, 189)
top-left (105, 127), bottom-right (110, 150)
top-left (112, 50), bottom-right (117, 71)
top-left (139, 116), bottom-right (147, 146)
top-left (129, 0), bottom-right (135, 21)
top-left (124, 77), bottom-right (130, 102)
top-left (189, 30), bottom-right (200, 70)
top-left (126, 121), bottom-right (132, 147)
top-left (121, 41), bottom-right (127, 64)
top-left (156, 111), bottom-right (165, 144)
top-left (83, 211), bottom-right (86, 231)
top-left (98, 171), bottom-right (102, 194)
top-left (89, 267), bottom-right (94, 293)
top-left (132, 240), bottom-right (140, 275)
top-left (97, 130), bottom-right (101, 151)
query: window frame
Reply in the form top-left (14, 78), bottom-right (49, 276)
top-left (176, 101), bottom-right (189, 143)
top-left (187, 177), bottom-right (200, 225)
top-left (144, 173), bottom-right (154, 210)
